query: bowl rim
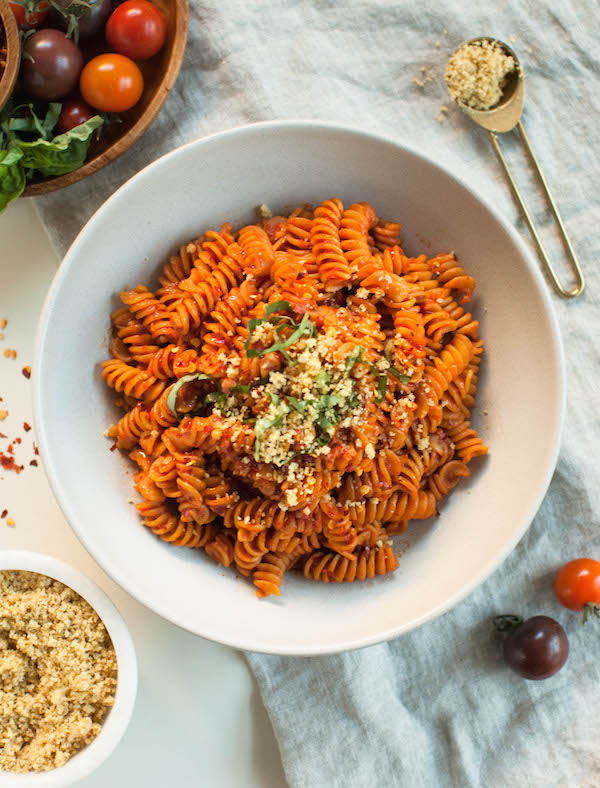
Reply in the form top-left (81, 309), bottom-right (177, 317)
top-left (33, 120), bottom-right (566, 655)
top-left (0, 551), bottom-right (138, 786)
top-left (22, 0), bottom-right (189, 197)
top-left (0, 0), bottom-right (21, 113)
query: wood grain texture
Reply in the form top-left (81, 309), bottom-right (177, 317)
top-left (0, 0), bottom-right (20, 112)
top-left (23, 0), bottom-right (189, 196)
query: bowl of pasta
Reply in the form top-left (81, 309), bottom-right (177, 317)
top-left (34, 121), bottom-right (564, 655)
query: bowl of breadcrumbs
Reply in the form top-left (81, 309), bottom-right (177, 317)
top-left (0, 551), bottom-right (137, 787)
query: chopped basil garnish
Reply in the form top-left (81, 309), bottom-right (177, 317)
top-left (287, 396), bottom-right (308, 412)
top-left (344, 345), bottom-right (364, 374)
top-left (244, 301), bottom-right (316, 361)
top-left (388, 366), bottom-right (412, 384)
top-left (166, 373), bottom-right (214, 418)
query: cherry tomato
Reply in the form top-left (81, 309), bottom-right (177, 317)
top-left (9, 2), bottom-right (26, 27)
top-left (554, 558), bottom-right (600, 620)
top-left (105, 0), bottom-right (166, 61)
top-left (57, 98), bottom-right (95, 133)
top-left (52, 0), bottom-right (112, 40)
top-left (80, 54), bottom-right (143, 113)
top-left (502, 616), bottom-right (568, 680)
top-left (10, 0), bottom-right (49, 29)
top-left (21, 30), bottom-right (83, 101)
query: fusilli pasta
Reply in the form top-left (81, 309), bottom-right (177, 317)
top-left (102, 199), bottom-right (487, 597)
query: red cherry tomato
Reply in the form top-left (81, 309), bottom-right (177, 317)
top-left (57, 98), bottom-right (95, 133)
top-left (9, 0), bottom-right (49, 29)
top-left (105, 0), bottom-right (166, 61)
top-left (80, 54), bottom-right (144, 113)
top-left (9, 2), bottom-right (26, 27)
top-left (554, 558), bottom-right (600, 620)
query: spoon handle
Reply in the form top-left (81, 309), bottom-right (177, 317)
top-left (486, 123), bottom-right (585, 298)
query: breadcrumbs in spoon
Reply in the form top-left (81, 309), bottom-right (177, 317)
top-left (445, 39), bottom-right (516, 110)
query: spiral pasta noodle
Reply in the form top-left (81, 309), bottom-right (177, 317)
top-left (102, 199), bottom-right (487, 597)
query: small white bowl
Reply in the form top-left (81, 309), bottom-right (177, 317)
top-left (0, 551), bottom-right (137, 788)
top-left (34, 121), bottom-right (564, 655)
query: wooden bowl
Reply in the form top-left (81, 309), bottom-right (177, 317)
top-left (0, 0), bottom-right (20, 112)
top-left (23, 0), bottom-right (188, 196)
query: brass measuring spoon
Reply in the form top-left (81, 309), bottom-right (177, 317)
top-left (450, 37), bottom-right (585, 298)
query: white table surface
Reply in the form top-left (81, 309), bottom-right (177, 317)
top-left (0, 198), bottom-right (287, 788)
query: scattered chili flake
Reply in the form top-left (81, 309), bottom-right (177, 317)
top-left (3, 349), bottom-right (10, 358)
top-left (110, 443), bottom-right (117, 452)
top-left (0, 319), bottom-right (6, 329)
top-left (23, 422), bottom-right (31, 432)
top-left (11, 350), bottom-right (16, 359)
top-left (0, 432), bottom-right (6, 439)
top-left (30, 459), bottom-right (38, 467)
top-left (14, 437), bottom-right (21, 445)
top-left (1, 509), bottom-right (7, 519)
top-left (34, 443), bottom-right (39, 455)
top-left (0, 410), bottom-right (7, 421)
top-left (0, 453), bottom-right (23, 473)
top-left (6, 517), bottom-right (15, 527)
top-left (22, 366), bottom-right (31, 379)
top-left (7, 443), bottom-right (13, 454)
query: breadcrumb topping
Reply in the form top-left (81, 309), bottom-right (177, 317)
top-left (0, 571), bottom-right (117, 774)
top-left (445, 40), bottom-right (516, 110)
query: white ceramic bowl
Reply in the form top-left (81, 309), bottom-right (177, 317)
top-left (34, 121), bottom-right (564, 655)
top-left (0, 551), bottom-right (137, 787)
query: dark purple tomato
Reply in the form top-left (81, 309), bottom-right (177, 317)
top-left (503, 616), bottom-right (569, 680)
top-left (21, 30), bottom-right (83, 100)
top-left (57, 98), bottom-right (95, 133)
top-left (53, 0), bottom-right (113, 39)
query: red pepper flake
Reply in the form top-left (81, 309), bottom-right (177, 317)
top-left (1, 509), bottom-right (7, 519)
top-left (30, 459), bottom-right (38, 467)
top-left (14, 437), bottom-right (21, 445)
top-left (7, 443), bottom-right (13, 454)
top-left (110, 443), bottom-right (117, 452)
top-left (0, 432), bottom-right (6, 439)
top-left (23, 422), bottom-right (31, 432)
top-left (0, 453), bottom-right (23, 473)
top-left (22, 365), bottom-right (31, 379)
top-left (34, 443), bottom-right (39, 455)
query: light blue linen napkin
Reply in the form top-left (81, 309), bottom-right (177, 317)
top-left (34, 1), bottom-right (600, 785)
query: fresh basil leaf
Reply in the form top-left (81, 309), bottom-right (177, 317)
top-left (244, 301), bottom-right (313, 361)
top-left (264, 300), bottom-right (293, 318)
top-left (17, 115), bottom-right (103, 177)
top-left (344, 345), bottom-right (365, 374)
top-left (317, 414), bottom-right (334, 432)
top-left (375, 373), bottom-right (387, 403)
top-left (389, 366), bottom-right (412, 384)
top-left (261, 312), bottom-right (313, 357)
top-left (287, 396), bottom-right (307, 412)
top-left (166, 373), bottom-right (214, 417)
top-left (1, 100), bottom-right (59, 141)
top-left (232, 384), bottom-right (251, 394)
top-left (204, 391), bottom-right (226, 409)
top-left (0, 148), bottom-right (26, 213)
top-left (42, 103), bottom-right (62, 137)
